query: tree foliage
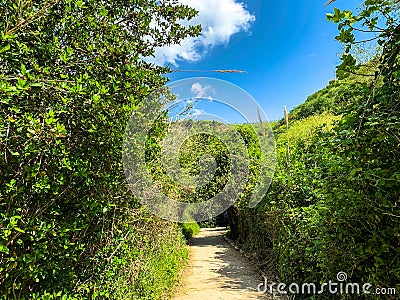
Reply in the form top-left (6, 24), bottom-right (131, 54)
top-left (228, 1), bottom-right (399, 298)
top-left (0, 0), bottom-right (200, 298)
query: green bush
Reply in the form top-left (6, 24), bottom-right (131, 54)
top-left (180, 222), bottom-right (201, 240)
top-left (0, 0), bottom-right (200, 298)
top-left (97, 219), bottom-right (189, 300)
top-left (227, 1), bottom-right (400, 298)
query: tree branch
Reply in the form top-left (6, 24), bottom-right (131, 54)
top-left (5, 0), bottom-right (60, 35)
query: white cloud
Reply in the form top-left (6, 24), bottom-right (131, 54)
top-left (190, 109), bottom-right (207, 117)
top-left (191, 82), bottom-right (214, 99)
top-left (148, 0), bottom-right (255, 66)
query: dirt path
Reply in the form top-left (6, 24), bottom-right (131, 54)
top-left (173, 228), bottom-right (269, 300)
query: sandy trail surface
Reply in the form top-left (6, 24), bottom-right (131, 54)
top-left (173, 228), bottom-right (270, 300)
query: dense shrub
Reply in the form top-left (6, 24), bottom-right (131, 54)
top-left (228, 1), bottom-right (399, 298)
top-left (180, 222), bottom-right (201, 240)
top-left (0, 0), bottom-right (200, 298)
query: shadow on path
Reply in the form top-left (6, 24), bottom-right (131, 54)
top-left (173, 228), bottom-right (270, 300)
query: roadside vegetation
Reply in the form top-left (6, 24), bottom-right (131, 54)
top-left (180, 222), bottom-right (201, 240)
top-left (1, 0), bottom-right (398, 299)
top-left (0, 1), bottom-right (200, 299)
top-left (228, 1), bottom-right (399, 298)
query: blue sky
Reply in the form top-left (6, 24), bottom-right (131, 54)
top-left (150, 0), bottom-right (363, 121)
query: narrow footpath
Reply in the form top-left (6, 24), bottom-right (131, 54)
top-left (173, 228), bottom-right (270, 300)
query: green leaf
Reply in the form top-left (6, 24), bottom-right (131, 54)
top-left (21, 64), bottom-right (26, 75)
top-left (0, 244), bottom-right (9, 254)
top-left (0, 44), bottom-right (10, 54)
top-left (374, 256), bottom-right (385, 267)
top-left (350, 167), bottom-right (363, 175)
top-left (14, 227), bottom-right (25, 233)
